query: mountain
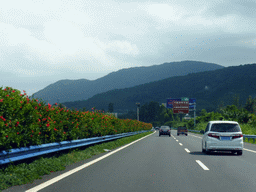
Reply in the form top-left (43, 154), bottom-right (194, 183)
top-left (62, 63), bottom-right (256, 113)
top-left (31, 60), bottom-right (224, 104)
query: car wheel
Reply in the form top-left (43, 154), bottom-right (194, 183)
top-left (186, 134), bottom-right (188, 136)
top-left (169, 134), bottom-right (170, 137)
top-left (177, 134), bottom-right (179, 136)
top-left (205, 143), bottom-right (210, 154)
top-left (202, 143), bottom-right (206, 153)
top-left (237, 150), bottom-right (243, 156)
top-left (159, 135), bottom-right (161, 137)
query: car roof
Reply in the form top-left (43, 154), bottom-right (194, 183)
top-left (209, 121), bottom-right (239, 124)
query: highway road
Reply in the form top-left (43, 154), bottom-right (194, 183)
top-left (4, 130), bottom-right (256, 192)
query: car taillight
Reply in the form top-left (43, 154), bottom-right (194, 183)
top-left (232, 134), bottom-right (243, 139)
top-left (208, 133), bottom-right (219, 139)
top-left (160, 129), bottom-right (162, 132)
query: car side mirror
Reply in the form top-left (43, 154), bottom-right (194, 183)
top-left (200, 130), bottom-right (204, 134)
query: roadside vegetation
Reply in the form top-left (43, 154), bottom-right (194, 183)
top-left (0, 86), bottom-right (151, 151)
top-left (0, 86), bottom-right (152, 191)
top-left (0, 131), bottom-right (152, 191)
top-left (120, 96), bottom-right (256, 143)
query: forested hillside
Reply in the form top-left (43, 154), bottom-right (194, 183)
top-left (61, 63), bottom-right (256, 113)
top-left (31, 60), bottom-right (223, 104)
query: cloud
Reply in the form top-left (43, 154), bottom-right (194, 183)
top-left (145, 4), bottom-right (188, 22)
top-left (0, 0), bottom-right (256, 96)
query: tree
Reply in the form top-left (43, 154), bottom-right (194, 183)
top-left (118, 110), bottom-right (136, 120)
top-left (82, 107), bottom-right (87, 112)
top-left (147, 101), bottom-right (160, 122)
top-left (140, 103), bottom-right (149, 122)
top-left (244, 95), bottom-right (255, 113)
top-left (108, 103), bottom-right (114, 112)
top-left (233, 94), bottom-right (241, 109)
top-left (139, 101), bottom-right (160, 123)
top-left (200, 109), bottom-right (207, 116)
top-left (157, 105), bottom-right (167, 124)
top-left (217, 100), bottom-right (225, 113)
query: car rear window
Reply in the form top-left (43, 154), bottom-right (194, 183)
top-left (210, 123), bottom-right (241, 132)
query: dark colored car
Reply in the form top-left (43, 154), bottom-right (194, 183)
top-left (159, 126), bottom-right (171, 137)
top-left (177, 126), bottom-right (188, 136)
top-left (155, 127), bottom-right (159, 130)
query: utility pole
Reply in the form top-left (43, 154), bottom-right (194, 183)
top-left (194, 102), bottom-right (196, 128)
top-left (136, 102), bottom-right (140, 121)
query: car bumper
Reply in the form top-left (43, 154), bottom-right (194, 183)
top-left (206, 141), bottom-right (243, 151)
top-left (160, 132), bottom-right (170, 135)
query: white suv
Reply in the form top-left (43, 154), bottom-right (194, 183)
top-left (201, 121), bottom-right (243, 155)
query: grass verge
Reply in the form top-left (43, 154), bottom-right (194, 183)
top-left (0, 130), bottom-right (153, 191)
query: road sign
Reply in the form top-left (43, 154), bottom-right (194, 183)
top-left (167, 98), bottom-right (196, 109)
top-left (173, 101), bottom-right (189, 114)
top-left (189, 98), bottom-right (196, 109)
top-left (181, 97), bottom-right (189, 101)
top-left (167, 98), bottom-right (181, 108)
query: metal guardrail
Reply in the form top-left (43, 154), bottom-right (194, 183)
top-left (242, 135), bottom-right (256, 143)
top-left (0, 130), bottom-right (149, 165)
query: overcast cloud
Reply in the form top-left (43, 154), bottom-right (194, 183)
top-left (1, 0), bottom-right (256, 96)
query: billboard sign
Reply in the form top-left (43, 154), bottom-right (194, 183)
top-left (173, 101), bottom-right (189, 114)
top-left (167, 98), bottom-right (196, 109)
top-left (166, 98), bottom-right (181, 108)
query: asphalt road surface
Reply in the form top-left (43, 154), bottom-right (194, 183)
top-left (3, 130), bottom-right (256, 192)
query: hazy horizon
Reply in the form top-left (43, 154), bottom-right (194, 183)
top-left (1, 0), bottom-right (256, 96)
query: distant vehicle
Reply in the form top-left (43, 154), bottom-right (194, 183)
top-left (159, 126), bottom-right (171, 137)
top-left (155, 127), bottom-right (159, 130)
top-left (200, 121), bottom-right (243, 155)
top-left (177, 126), bottom-right (188, 136)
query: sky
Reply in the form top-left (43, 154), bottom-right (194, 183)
top-left (1, 0), bottom-right (256, 96)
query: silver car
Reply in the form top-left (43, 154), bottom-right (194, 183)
top-left (201, 121), bottom-right (243, 155)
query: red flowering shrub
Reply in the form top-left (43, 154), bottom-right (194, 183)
top-left (0, 86), bottom-right (152, 151)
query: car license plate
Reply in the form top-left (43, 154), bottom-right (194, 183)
top-left (221, 136), bottom-right (231, 141)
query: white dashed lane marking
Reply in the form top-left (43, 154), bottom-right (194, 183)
top-left (196, 160), bottom-right (209, 170)
top-left (185, 148), bottom-right (190, 153)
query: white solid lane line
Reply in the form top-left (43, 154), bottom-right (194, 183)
top-left (196, 160), bottom-right (209, 170)
top-left (25, 132), bottom-right (155, 192)
top-left (184, 148), bottom-right (190, 153)
top-left (244, 148), bottom-right (256, 153)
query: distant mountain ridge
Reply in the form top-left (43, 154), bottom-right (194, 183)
top-left (62, 63), bottom-right (256, 113)
top-left (32, 60), bottom-right (224, 104)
